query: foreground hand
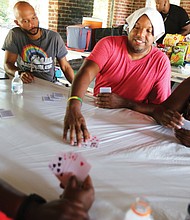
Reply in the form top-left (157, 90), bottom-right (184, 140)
top-left (63, 176), bottom-right (95, 211)
top-left (153, 106), bottom-right (183, 129)
top-left (175, 128), bottom-right (190, 147)
top-left (63, 103), bottom-right (90, 146)
top-left (20, 71), bottom-right (34, 83)
top-left (96, 93), bottom-right (126, 109)
top-left (26, 198), bottom-right (89, 220)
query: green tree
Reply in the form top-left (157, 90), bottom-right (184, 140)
top-left (0, 0), bottom-right (9, 24)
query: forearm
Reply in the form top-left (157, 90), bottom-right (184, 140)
top-left (68, 60), bottom-right (98, 101)
top-left (0, 179), bottom-right (27, 219)
top-left (4, 62), bottom-right (20, 77)
top-left (124, 99), bottom-right (157, 116)
top-left (63, 66), bottom-right (75, 84)
top-left (69, 69), bottom-right (95, 104)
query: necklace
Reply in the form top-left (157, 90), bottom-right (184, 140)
top-left (163, 13), bottom-right (169, 23)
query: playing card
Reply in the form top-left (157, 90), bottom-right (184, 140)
top-left (68, 153), bottom-right (91, 182)
top-left (42, 96), bottom-right (54, 101)
top-left (49, 93), bottom-right (64, 101)
top-left (52, 92), bottom-right (64, 99)
top-left (0, 110), bottom-right (14, 118)
top-left (100, 87), bottom-right (112, 93)
top-left (48, 153), bottom-right (72, 186)
top-left (49, 152), bottom-right (91, 186)
top-left (74, 136), bottom-right (100, 148)
top-left (181, 118), bottom-right (190, 130)
top-left (49, 153), bottom-right (64, 176)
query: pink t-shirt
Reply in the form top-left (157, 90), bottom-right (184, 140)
top-left (87, 36), bottom-right (171, 104)
top-left (0, 212), bottom-right (12, 220)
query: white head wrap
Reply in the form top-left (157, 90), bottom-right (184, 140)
top-left (126, 7), bottom-right (165, 41)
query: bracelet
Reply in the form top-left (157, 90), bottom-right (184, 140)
top-left (67, 96), bottom-right (83, 104)
top-left (15, 194), bottom-right (46, 220)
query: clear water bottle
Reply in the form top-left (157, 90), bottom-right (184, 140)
top-left (124, 197), bottom-right (154, 220)
top-left (11, 71), bottom-right (23, 94)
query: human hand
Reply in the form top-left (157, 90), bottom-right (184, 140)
top-left (62, 175), bottom-right (95, 211)
top-left (20, 71), bottom-right (34, 83)
top-left (63, 103), bottom-right (90, 146)
top-left (152, 106), bottom-right (183, 129)
top-left (26, 197), bottom-right (89, 220)
top-left (175, 128), bottom-right (190, 147)
top-left (96, 93), bottom-right (126, 109)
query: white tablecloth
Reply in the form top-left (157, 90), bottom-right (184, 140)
top-left (0, 78), bottom-right (190, 220)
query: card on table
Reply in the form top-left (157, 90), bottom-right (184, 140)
top-left (42, 96), bottom-right (54, 101)
top-left (52, 92), bottom-right (64, 99)
top-left (181, 118), bottom-right (190, 130)
top-left (100, 87), bottom-right (112, 93)
top-left (42, 92), bottom-right (64, 101)
top-left (49, 151), bottom-right (91, 186)
top-left (74, 135), bottom-right (100, 148)
top-left (0, 109), bottom-right (14, 118)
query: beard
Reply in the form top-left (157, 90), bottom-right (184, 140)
top-left (128, 41), bottom-right (145, 54)
top-left (127, 37), bottom-right (151, 54)
top-left (22, 25), bottom-right (40, 36)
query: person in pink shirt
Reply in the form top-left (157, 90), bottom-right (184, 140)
top-left (63, 7), bottom-right (171, 146)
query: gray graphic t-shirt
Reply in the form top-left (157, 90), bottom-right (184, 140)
top-left (2, 27), bottom-right (68, 82)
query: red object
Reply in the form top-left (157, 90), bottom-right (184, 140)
top-left (0, 212), bottom-right (12, 220)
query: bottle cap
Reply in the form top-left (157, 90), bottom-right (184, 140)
top-left (15, 71), bottom-right (19, 77)
top-left (131, 197), bottom-right (152, 217)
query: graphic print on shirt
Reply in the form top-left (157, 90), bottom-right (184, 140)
top-left (20, 44), bottom-right (53, 73)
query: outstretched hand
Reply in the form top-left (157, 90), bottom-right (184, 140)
top-left (153, 105), bottom-right (183, 129)
top-left (63, 103), bottom-right (90, 147)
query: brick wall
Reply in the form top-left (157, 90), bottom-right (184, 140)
top-left (48, 0), bottom-right (94, 41)
top-left (110, 0), bottom-right (190, 27)
top-left (48, 0), bottom-right (190, 39)
top-left (108, 0), bottom-right (146, 27)
top-left (181, 0), bottom-right (190, 16)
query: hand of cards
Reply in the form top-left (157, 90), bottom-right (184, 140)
top-left (100, 87), bottom-right (112, 93)
top-left (181, 118), bottom-right (190, 130)
top-left (49, 152), bottom-right (91, 186)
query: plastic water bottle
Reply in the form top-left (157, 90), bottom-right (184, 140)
top-left (124, 197), bottom-right (154, 220)
top-left (11, 71), bottom-right (23, 94)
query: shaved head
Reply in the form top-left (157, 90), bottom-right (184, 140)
top-left (13, 1), bottom-right (35, 19)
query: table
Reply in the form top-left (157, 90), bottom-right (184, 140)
top-left (0, 78), bottom-right (190, 220)
top-left (66, 49), bottom-right (90, 61)
top-left (171, 66), bottom-right (190, 83)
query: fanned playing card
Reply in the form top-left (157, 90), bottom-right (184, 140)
top-left (49, 151), bottom-right (91, 186)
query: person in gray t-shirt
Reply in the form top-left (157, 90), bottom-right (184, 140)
top-left (2, 1), bottom-right (74, 84)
